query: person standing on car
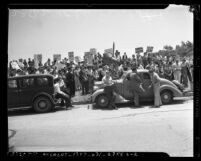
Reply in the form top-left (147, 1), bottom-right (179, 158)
top-left (102, 70), bottom-right (117, 110)
top-left (125, 64), bottom-right (145, 107)
top-left (148, 68), bottom-right (162, 108)
top-left (54, 77), bottom-right (73, 110)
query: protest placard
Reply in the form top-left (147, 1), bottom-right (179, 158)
top-left (34, 54), bottom-right (42, 69)
top-left (104, 48), bottom-right (113, 57)
top-left (135, 47), bottom-right (143, 53)
top-left (68, 52), bottom-right (74, 62)
top-left (146, 46), bottom-right (154, 52)
top-left (53, 54), bottom-right (61, 61)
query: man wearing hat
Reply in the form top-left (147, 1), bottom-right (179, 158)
top-left (125, 63), bottom-right (144, 107)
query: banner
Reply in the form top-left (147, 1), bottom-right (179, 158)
top-left (135, 47), bottom-right (143, 53)
top-left (146, 46), bottom-right (154, 52)
top-left (68, 52), bottom-right (74, 62)
top-left (53, 54), bottom-right (61, 61)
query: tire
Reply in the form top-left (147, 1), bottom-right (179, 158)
top-left (95, 94), bottom-right (109, 108)
top-left (160, 90), bottom-right (173, 104)
top-left (33, 96), bottom-right (53, 113)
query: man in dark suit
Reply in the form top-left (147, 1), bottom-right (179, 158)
top-left (65, 67), bottom-right (75, 97)
top-left (125, 64), bottom-right (145, 107)
top-left (79, 66), bottom-right (89, 95)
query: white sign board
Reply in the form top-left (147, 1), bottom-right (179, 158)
top-left (53, 54), bottom-right (61, 61)
top-left (90, 48), bottom-right (97, 56)
top-left (34, 54), bottom-right (42, 69)
top-left (75, 56), bottom-right (81, 63)
top-left (104, 48), bottom-right (113, 57)
top-left (84, 52), bottom-right (93, 65)
top-left (146, 46), bottom-right (154, 52)
top-left (135, 47), bottom-right (143, 53)
top-left (68, 52), bottom-right (74, 62)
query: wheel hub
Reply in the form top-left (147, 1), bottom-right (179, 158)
top-left (164, 95), bottom-right (169, 99)
top-left (39, 101), bottom-right (46, 108)
top-left (101, 98), bottom-right (106, 103)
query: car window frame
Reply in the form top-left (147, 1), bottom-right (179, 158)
top-left (36, 76), bottom-right (50, 87)
top-left (142, 72), bottom-right (151, 80)
top-left (19, 77), bottom-right (35, 89)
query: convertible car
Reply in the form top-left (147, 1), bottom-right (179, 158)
top-left (91, 69), bottom-right (186, 108)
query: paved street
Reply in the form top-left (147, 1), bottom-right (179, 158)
top-left (8, 97), bottom-right (193, 157)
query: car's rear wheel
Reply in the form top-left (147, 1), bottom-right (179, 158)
top-left (33, 96), bottom-right (53, 113)
top-left (160, 90), bottom-right (173, 104)
top-left (95, 94), bottom-right (109, 108)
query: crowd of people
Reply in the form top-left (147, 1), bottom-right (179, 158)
top-left (8, 50), bottom-right (194, 100)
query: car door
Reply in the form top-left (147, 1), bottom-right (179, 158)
top-left (7, 78), bottom-right (20, 108)
top-left (18, 77), bottom-right (36, 106)
top-left (140, 72), bottom-right (154, 98)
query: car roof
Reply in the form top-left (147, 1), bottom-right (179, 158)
top-left (8, 74), bottom-right (54, 80)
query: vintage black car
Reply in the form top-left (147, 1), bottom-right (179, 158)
top-left (7, 74), bottom-right (55, 113)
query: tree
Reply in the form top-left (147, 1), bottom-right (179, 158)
top-left (175, 41), bottom-right (193, 57)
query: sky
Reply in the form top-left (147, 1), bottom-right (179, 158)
top-left (8, 5), bottom-right (193, 63)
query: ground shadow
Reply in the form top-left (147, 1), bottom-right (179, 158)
top-left (92, 98), bottom-right (192, 110)
top-left (7, 105), bottom-right (67, 117)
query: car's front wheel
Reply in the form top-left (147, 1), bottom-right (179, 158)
top-left (160, 90), bottom-right (173, 104)
top-left (95, 94), bottom-right (109, 108)
top-left (33, 96), bottom-right (53, 113)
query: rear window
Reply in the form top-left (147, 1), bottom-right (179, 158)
top-left (8, 79), bottom-right (17, 88)
top-left (36, 77), bottom-right (49, 86)
top-left (21, 78), bottom-right (35, 88)
top-left (142, 73), bottom-right (150, 79)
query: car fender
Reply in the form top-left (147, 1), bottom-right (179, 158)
top-left (91, 89), bottom-right (130, 104)
top-left (32, 92), bottom-right (55, 105)
top-left (91, 89), bottom-right (105, 102)
top-left (160, 85), bottom-right (183, 97)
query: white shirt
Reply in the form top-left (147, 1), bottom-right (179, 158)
top-left (102, 76), bottom-right (113, 86)
top-left (54, 83), bottom-right (61, 94)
